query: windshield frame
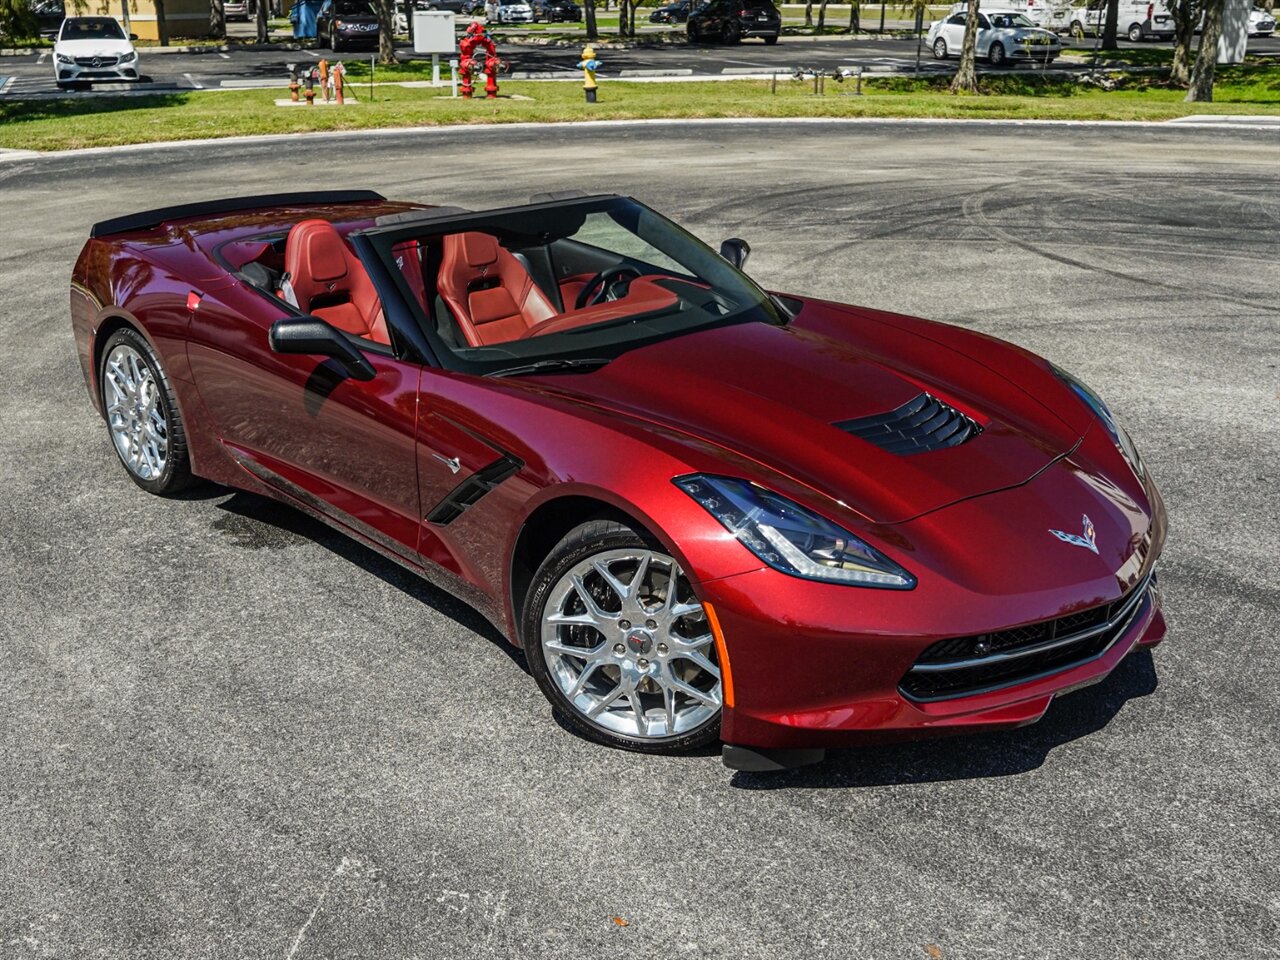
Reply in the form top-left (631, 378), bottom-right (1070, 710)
top-left (355, 194), bottom-right (785, 377)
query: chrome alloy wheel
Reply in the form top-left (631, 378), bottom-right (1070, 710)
top-left (103, 344), bottom-right (168, 481)
top-left (540, 549), bottom-right (721, 740)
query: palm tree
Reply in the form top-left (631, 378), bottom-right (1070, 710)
top-left (1167, 0), bottom-right (1198, 86)
top-left (1186, 0), bottom-right (1225, 100)
top-left (375, 0), bottom-right (398, 63)
top-left (950, 0), bottom-right (980, 93)
top-left (585, 0), bottom-right (599, 38)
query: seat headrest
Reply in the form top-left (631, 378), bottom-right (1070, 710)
top-left (460, 232), bottom-right (500, 268)
top-left (287, 219), bottom-right (349, 285)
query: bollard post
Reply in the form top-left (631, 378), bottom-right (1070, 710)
top-left (333, 62), bottom-right (345, 104)
top-left (288, 64), bottom-right (299, 101)
top-left (318, 58), bottom-right (329, 101)
top-left (304, 70), bottom-right (315, 105)
top-left (450, 58), bottom-right (459, 98)
top-left (855, 66), bottom-right (862, 95)
top-left (812, 71), bottom-right (818, 96)
top-left (771, 71), bottom-right (776, 94)
top-left (579, 44), bottom-right (600, 103)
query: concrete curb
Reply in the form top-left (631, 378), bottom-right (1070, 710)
top-left (2, 115), bottom-right (1275, 161)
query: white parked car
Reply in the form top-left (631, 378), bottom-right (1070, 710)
top-left (948, 0), bottom-right (1071, 32)
top-left (53, 16), bottom-right (140, 89)
top-left (1069, 0), bottom-right (1175, 40)
top-left (929, 9), bottom-right (1063, 65)
top-left (485, 0), bottom-right (533, 21)
top-left (1248, 7), bottom-right (1276, 35)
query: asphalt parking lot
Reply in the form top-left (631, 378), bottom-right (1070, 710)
top-left (1, 120), bottom-right (1278, 958)
top-left (3, 31), bottom-right (1278, 98)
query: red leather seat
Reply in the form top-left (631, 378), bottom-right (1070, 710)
top-left (438, 232), bottom-right (557, 347)
top-left (282, 219), bottom-right (390, 345)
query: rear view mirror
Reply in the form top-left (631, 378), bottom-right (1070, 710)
top-left (269, 317), bottom-right (376, 381)
top-left (719, 237), bottom-right (750, 270)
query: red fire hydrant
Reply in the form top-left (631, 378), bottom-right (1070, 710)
top-left (459, 22), bottom-right (503, 100)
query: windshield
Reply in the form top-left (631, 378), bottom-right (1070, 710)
top-left (331, 0), bottom-right (375, 13)
top-left (365, 196), bottom-right (784, 375)
top-left (61, 18), bottom-right (126, 40)
top-left (988, 12), bottom-right (1036, 26)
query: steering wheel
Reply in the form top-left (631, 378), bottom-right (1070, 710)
top-left (574, 266), bottom-right (642, 310)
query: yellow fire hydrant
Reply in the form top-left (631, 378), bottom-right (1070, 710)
top-left (578, 44), bottom-right (600, 103)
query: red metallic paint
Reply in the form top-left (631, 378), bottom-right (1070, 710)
top-left (70, 197), bottom-right (1167, 755)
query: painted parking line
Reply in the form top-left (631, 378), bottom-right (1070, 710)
top-left (0, 76), bottom-right (13, 95)
top-left (218, 52), bottom-right (231, 58)
top-left (37, 51), bottom-right (48, 64)
top-left (183, 72), bottom-right (205, 89)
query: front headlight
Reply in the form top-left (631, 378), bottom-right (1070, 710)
top-left (675, 475), bottom-right (916, 589)
top-left (119, 50), bottom-right (137, 62)
top-left (1051, 364), bottom-right (1145, 478)
top-left (56, 52), bottom-right (75, 63)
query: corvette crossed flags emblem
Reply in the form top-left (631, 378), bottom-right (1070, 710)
top-left (1049, 514), bottom-right (1099, 555)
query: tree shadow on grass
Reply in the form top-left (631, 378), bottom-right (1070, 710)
top-left (0, 92), bottom-right (191, 127)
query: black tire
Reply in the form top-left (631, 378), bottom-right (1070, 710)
top-left (932, 36), bottom-right (947, 58)
top-left (723, 21), bottom-right (740, 43)
top-left (988, 40), bottom-right (1005, 65)
top-left (763, 32), bottom-right (778, 43)
top-left (98, 326), bottom-right (195, 496)
top-left (1070, 20), bottom-right (1084, 38)
top-left (1127, 22), bottom-right (1142, 41)
top-left (522, 519), bottom-right (722, 754)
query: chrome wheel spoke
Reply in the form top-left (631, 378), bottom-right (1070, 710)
top-left (103, 344), bottom-right (168, 482)
top-left (542, 547), bottom-right (721, 740)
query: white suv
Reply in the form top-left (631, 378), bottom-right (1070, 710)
top-left (53, 16), bottom-right (140, 89)
top-left (486, 0), bottom-right (533, 21)
top-left (1069, 0), bottom-right (1175, 40)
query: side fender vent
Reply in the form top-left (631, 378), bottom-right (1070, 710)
top-left (835, 392), bottom-right (981, 455)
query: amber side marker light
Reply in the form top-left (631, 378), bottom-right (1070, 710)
top-left (703, 601), bottom-right (734, 709)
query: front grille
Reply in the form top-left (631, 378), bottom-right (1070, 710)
top-left (835, 392), bottom-right (981, 456)
top-left (900, 571), bottom-right (1155, 701)
top-left (75, 55), bottom-right (118, 65)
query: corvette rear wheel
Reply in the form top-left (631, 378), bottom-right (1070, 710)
top-left (523, 520), bottom-right (722, 753)
top-left (99, 327), bottom-right (193, 495)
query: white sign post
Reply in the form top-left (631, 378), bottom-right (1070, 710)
top-left (413, 11), bottom-right (457, 87)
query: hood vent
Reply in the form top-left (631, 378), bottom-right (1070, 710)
top-left (835, 392), bottom-right (981, 455)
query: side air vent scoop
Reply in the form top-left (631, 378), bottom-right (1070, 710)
top-left (834, 392), bottom-right (982, 455)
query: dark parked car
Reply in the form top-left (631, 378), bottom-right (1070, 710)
top-left (531, 0), bottom-right (581, 20)
top-left (649, 0), bottom-right (692, 22)
top-left (687, 0), bottom-right (780, 43)
top-left (317, 0), bottom-right (380, 50)
top-left (30, 0), bottom-right (66, 35)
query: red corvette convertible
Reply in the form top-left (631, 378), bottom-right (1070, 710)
top-left (70, 191), bottom-right (1167, 771)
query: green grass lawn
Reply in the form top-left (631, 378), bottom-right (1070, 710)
top-left (1, 67), bottom-right (1277, 152)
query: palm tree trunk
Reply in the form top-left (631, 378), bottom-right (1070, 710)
top-left (804, 0), bottom-right (813, 26)
top-left (376, 0), bottom-right (397, 62)
top-left (255, 0), bottom-right (268, 41)
top-left (1101, 0), bottom-right (1118, 49)
top-left (584, 0), bottom-right (598, 38)
top-left (847, 0), bottom-right (859, 31)
top-left (209, 0), bottom-right (225, 38)
top-left (154, 0), bottom-right (170, 44)
top-left (949, 0), bottom-right (980, 93)
top-left (817, 0), bottom-right (828, 28)
top-left (1168, 0), bottom-right (1194, 85)
top-left (1186, 0), bottom-right (1224, 101)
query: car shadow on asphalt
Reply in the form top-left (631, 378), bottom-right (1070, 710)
top-left (211, 489), bottom-right (527, 671)
top-left (729, 649), bottom-right (1160, 790)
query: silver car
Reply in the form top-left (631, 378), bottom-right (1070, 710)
top-left (928, 9), bottom-right (1063, 66)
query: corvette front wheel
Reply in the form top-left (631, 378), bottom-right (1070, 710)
top-left (523, 520), bottom-right (722, 753)
top-left (99, 327), bottom-right (194, 495)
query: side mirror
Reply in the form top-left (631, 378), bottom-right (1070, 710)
top-left (269, 317), bottom-right (377, 381)
top-left (129, 32), bottom-right (138, 39)
top-left (719, 237), bottom-right (751, 270)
